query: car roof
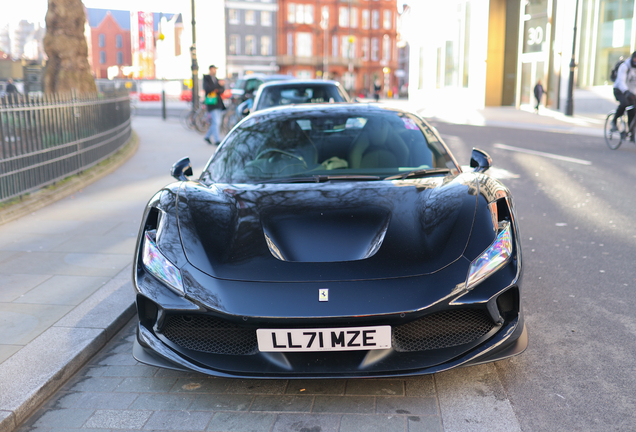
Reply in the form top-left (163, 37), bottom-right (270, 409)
top-left (239, 74), bottom-right (293, 82)
top-left (249, 102), bottom-right (400, 118)
top-left (258, 79), bottom-right (343, 88)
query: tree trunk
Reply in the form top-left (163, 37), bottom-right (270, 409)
top-left (43, 0), bottom-right (96, 94)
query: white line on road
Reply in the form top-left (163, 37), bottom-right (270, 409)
top-left (493, 143), bottom-right (592, 166)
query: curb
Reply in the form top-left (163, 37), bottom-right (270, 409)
top-left (0, 131), bottom-right (140, 227)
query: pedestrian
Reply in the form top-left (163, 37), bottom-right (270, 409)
top-left (373, 80), bottom-right (381, 102)
top-left (202, 65), bottom-right (225, 145)
top-left (5, 78), bottom-right (18, 96)
top-left (533, 80), bottom-right (544, 113)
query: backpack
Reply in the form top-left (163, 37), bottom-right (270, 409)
top-left (610, 58), bottom-right (624, 82)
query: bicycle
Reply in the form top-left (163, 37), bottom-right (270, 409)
top-left (180, 104), bottom-right (208, 133)
top-left (604, 105), bottom-right (635, 150)
top-left (221, 99), bottom-right (241, 134)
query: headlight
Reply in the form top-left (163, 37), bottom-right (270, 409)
top-left (466, 221), bottom-right (513, 291)
top-left (142, 231), bottom-right (185, 296)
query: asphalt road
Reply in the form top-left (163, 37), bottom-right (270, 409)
top-left (430, 121), bottom-right (636, 431)
top-left (16, 120), bottom-right (636, 432)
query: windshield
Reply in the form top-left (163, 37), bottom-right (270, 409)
top-left (256, 85), bottom-right (348, 110)
top-left (201, 110), bottom-right (457, 184)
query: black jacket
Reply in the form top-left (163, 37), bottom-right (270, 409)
top-left (203, 75), bottom-right (225, 111)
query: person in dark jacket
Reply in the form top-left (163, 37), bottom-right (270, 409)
top-left (5, 79), bottom-right (18, 96)
top-left (202, 65), bottom-right (225, 145)
top-left (533, 80), bottom-right (544, 113)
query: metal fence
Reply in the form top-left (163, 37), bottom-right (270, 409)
top-left (0, 91), bottom-right (132, 203)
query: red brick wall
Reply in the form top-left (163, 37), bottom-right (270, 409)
top-left (90, 13), bottom-right (132, 79)
top-left (277, 0), bottom-right (398, 95)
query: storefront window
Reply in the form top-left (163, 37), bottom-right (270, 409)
top-left (595, 0), bottom-right (633, 85)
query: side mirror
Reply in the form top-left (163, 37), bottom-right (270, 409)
top-left (171, 157), bottom-right (193, 181)
top-left (470, 148), bottom-right (492, 173)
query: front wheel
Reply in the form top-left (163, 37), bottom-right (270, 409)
top-left (605, 112), bottom-right (625, 150)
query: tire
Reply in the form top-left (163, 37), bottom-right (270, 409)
top-left (605, 112), bottom-right (625, 150)
top-left (195, 109), bottom-right (210, 133)
top-left (180, 109), bottom-right (196, 130)
top-left (221, 109), bottom-right (239, 134)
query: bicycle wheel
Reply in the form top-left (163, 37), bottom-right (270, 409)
top-left (180, 109), bottom-right (195, 130)
top-left (605, 112), bottom-right (625, 150)
top-left (195, 109), bottom-right (210, 133)
top-left (221, 109), bottom-right (239, 134)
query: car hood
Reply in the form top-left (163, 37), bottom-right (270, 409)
top-left (176, 175), bottom-right (479, 282)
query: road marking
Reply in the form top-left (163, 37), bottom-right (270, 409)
top-left (493, 143), bottom-right (592, 165)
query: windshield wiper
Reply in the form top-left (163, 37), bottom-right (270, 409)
top-left (260, 175), bottom-right (380, 184)
top-left (384, 168), bottom-right (451, 181)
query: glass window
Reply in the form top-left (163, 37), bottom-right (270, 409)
top-left (382, 35), bottom-right (391, 61)
top-left (98, 34), bottom-right (105, 48)
top-left (261, 10), bottom-right (272, 26)
top-left (287, 32), bottom-right (293, 56)
top-left (371, 38), bottom-right (379, 61)
top-left (362, 37), bottom-right (369, 60)
top-left (341, 36), bottom-right (356, 58)
top-left (202, 110), bottom-right (453, 184)
top-left (332, 35), bottom-right (339, 57)
top-left (245, 10), bottom-right (256, 25)
top-left (304, 5), bottom-right (314, 24)
top-left (117, 51), bottom-right (123, 64)
top-left (261, 36), bottom-right (271, 55)
top-left (351, 7), bottom-right (358, 28)
top-left (383, 10), bottom-right (391, 29)
top-left (228, 9), bottom-right (240, 24)
top-left (288, 4), bottom-right (296, 23)
top-left (99, 51), bottom-right (106, 64)
top-left (229, 34), bottom-right (240, 55)
top-left (245, 35), bottom-right (256, 55)
top-left (372, 10), bottom-right (380, 29)
top-left (116, 34), bottom-right (122, 48)
top-left (296, 32), bottom-right (312, 57)
top-left (339, 7), bottom-right (349, 27)
top-left (362, 10), bottom-right (370, 29)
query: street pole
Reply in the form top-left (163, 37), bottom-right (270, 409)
top-left (190, 0), bottom-right (199, 111)
top-left (565, 0), bottom-right (580, 116)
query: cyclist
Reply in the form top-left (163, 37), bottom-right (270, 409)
top-left (611, 51), bottom-right (636, 139)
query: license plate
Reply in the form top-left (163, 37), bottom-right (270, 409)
top-left (257, 326), bottom-right (391, 352)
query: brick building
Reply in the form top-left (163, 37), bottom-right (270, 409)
top-left (276, 0), bottom-right (398, 97)
top-left (86, 9), bottom-right (132, 79)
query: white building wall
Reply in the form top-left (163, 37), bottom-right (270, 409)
top-left (179, 0), bottom-right (227, 79)
top-left (407, 0), bottom-right (491, 110)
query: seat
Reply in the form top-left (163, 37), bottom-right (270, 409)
top-left (348, 118), bottom-right (409, 169)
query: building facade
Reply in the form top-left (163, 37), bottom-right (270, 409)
top-left (408, 0), bottom-right (634, 112)
top-left (86, 9), bottom-right (133, 79)
top-left (276, 0), bottom-right (399, 96)
top-left (225, 0), bottom-right (279, 79)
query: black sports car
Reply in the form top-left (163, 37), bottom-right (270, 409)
top-left (132, 103), bottom-right (527, 378)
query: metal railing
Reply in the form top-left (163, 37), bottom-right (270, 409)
top-left (0, 91), bottom-right (132, 203)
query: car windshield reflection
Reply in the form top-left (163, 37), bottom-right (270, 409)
top-left (202, 108), bottom-right (457, 184)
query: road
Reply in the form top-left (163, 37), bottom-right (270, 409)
top-left (14, 118), bottom-right (636, 432)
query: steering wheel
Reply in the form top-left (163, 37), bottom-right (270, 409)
top-left (254, 148), bottom-right (307, 167)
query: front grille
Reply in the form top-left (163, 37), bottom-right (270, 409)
top-left (392, 309), bottom-right (495, 352)
top-left (162, 315), bottom-right (258, 355)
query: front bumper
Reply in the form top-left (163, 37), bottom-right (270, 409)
top-left (132, 259), bottom-right (526, 378)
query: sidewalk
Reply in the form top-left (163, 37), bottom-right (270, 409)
top-left (0, 117), bottom-right (216, 432)
top-left (0, 103), bottom-right (608, 432)
top-left (381, 98), bottom-right (607, 137)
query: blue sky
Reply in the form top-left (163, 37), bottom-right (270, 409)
top-left (2, 0), bottom-right (184, 27)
